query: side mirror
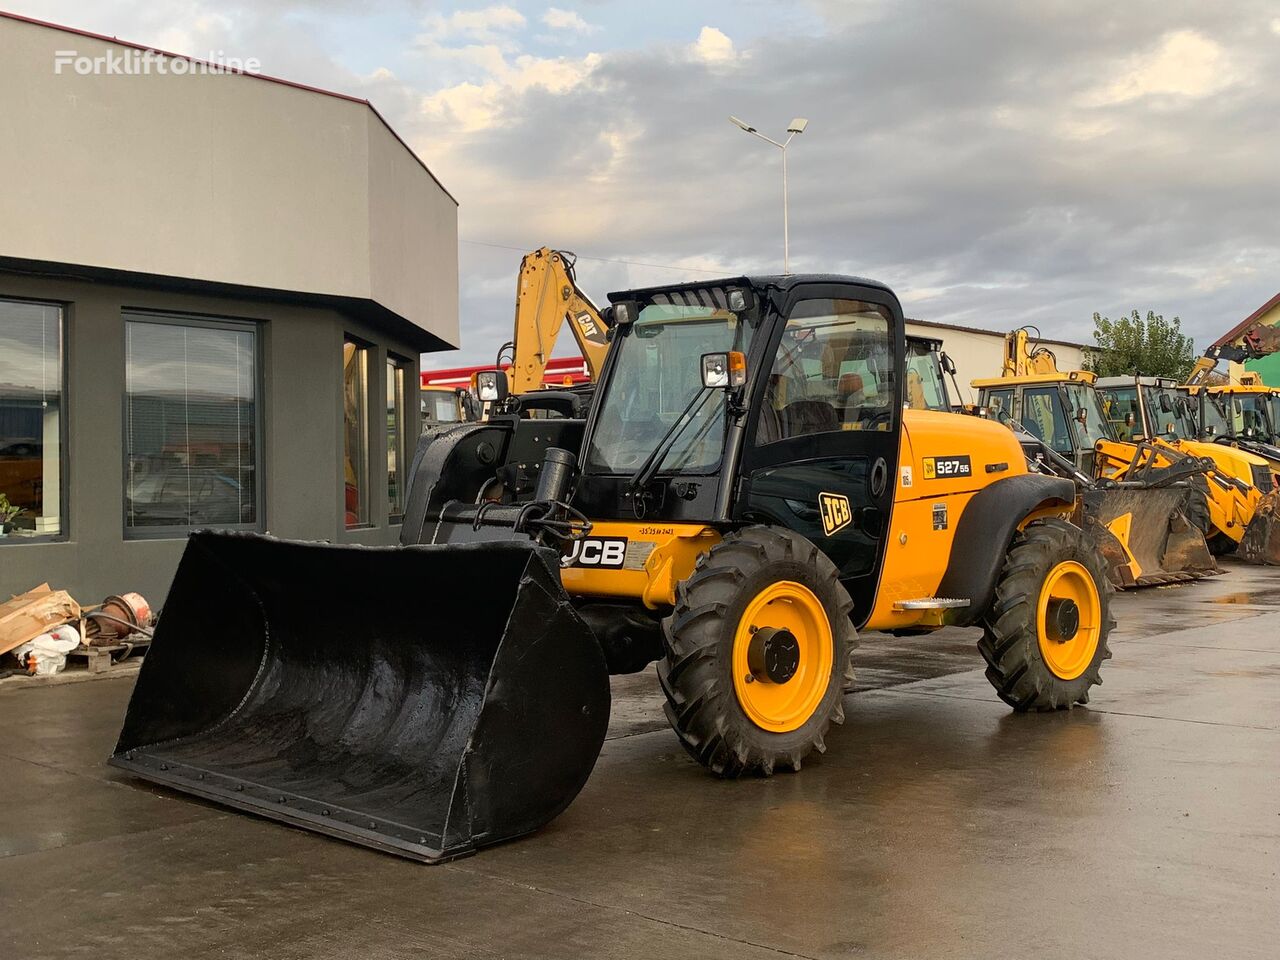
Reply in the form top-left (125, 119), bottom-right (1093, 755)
top-left (941, 352), bottom-right (957, 376)
top-left (472, 369), bottom-right (509, 403)
top-left (700, 351), bottom-right (746, 389)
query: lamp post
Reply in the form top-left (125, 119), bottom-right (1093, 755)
top-left (729, 115), bottom-right (808, 274)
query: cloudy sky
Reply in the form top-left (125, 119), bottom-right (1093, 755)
top-left (14, 0), bottom-right (1280, 365)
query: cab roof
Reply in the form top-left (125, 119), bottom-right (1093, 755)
top-left (971, 370), bottom-right (1096, 389)
top-left (608, 273), bottom-right (895, 304)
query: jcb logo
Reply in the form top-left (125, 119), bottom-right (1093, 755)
top-left (819, 492), bottom-right (852, 536)
top-left (564, 537), bottom-right (628, 568)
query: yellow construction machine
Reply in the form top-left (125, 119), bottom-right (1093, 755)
top-left (973, 330), bottom-right (1220, 586)
top-left (113, 275), bottom-right (1118, 863)
top-left (1097, 375), bottom-right (1277, 559)
top-left (500, 247), bottom-right (611, 395)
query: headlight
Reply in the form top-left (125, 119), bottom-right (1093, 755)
top-left (700, 351), bottom-right (746, 389)
top-left (471, 370), bottom-right (507, 403)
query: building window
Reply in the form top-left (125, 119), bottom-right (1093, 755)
top-left (124, 314), bottom-right (259, 536)
top-left (0, 299), bottom-right (64, 540)
top-left (387, 357), bottom-right (409, 522)
top-left (343, 338), bottom-right (370, 528)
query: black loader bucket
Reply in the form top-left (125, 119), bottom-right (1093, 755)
top-left (1238, 490), bottom-right (1280, 565)
top-left (110, 532), bottom-right (610, 863)
top-left (1082, 487), bottom-right (1219, 588)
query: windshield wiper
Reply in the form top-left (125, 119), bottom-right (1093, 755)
top-left (628, 387), bottom-right (714, 493)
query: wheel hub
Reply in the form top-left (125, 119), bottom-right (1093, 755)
top-left (747, 627), bottom-right (800, 684)
top-left (1045, 597), bottom-right (1080, 643)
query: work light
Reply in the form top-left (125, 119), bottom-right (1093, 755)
top-left (701, 351), bottom-right (746, 389)
top-left (472, 370), bottom-right (508, 403)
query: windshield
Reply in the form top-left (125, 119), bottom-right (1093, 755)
top-left (1201, 394), bottom-right (1230, 437)
top-left (904, 342), bottom-right (948, 410)
top-left (1227, 393), bottom-right (1275, 439)
top-left (1064, 383), bottom-right (1113, 445)
top-left (585, 303), bottom-right (754, 474)
top-left (1144, 386), bottom-right (1196, 440)
top-left (422, 391), bottom-right (460, 424)
top-left (1101, 385), bottom-right (1140, 440)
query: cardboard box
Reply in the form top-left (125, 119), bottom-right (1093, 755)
top-left (0, 584), bottom-right (81, 656)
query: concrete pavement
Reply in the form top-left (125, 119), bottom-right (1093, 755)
top-left (2, 561), bottom-right (1277, 959)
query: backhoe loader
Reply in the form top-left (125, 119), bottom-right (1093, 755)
top-left (500, 247), bottom-right (610, 394)
top-left (113, 275), bottom-right (1117, 863)
top-left (973, 332), bottom-right (1219, 586)
top-left (1096, 375), bottom-right (1278, 563)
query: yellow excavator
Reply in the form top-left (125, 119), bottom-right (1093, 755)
top-left (501, 247), bottom-right (611, 395)
top-left (973, 329), bottom-right (1220, 586)
top-left (114, 273), bottom-right (1119, 863)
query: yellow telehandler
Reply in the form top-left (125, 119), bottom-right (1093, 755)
top-left (113, 275), bottom-right (1117, 863)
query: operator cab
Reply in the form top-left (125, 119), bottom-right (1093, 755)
top-left (972, 371), bottom-right (1113, 474)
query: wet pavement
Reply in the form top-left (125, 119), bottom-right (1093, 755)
top-left (2, 561), bottom-right (1278, 959)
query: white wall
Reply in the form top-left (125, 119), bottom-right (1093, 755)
top-left (0, 14), bottom-right (458, 347)
top-left (907, 321), bottom-right (1087, 405)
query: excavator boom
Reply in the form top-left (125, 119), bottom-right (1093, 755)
top-left (507, 248), bottom-right (611, 394)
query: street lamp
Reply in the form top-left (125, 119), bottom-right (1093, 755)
top-left (729, 115), bottom-right (808, 273)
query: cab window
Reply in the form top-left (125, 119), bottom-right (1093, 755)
top-left (1021, 387), bottom-right (1073, 454)
top-left (983, 388), bottom-right (1015, 426)
top-left (1102, 387), bottom-right (1141, 440)
top-left (756, 299), bottom-right (894, 445)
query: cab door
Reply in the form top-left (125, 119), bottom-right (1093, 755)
top-left (735, 285), bottom-right (903, 626)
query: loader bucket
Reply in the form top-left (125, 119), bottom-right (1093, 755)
top-left (1237, 491), bottom-right (1280, 565)
top-left (1082, 487), bottom-right (1219, 588)
top-left (109, 532), bottom-right (610, 863)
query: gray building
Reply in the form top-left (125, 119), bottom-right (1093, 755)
top-left (0, 12), bottom-right (459, 603)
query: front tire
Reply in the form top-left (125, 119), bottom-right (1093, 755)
top-left (657, 526), bottom-right (856, 777)
top-left (979, 519), bottom-right (1114, 711)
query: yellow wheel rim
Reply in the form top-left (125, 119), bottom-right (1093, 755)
top-left (731, 581), bottom-right (833, 733)
top-left (1036, 560), bottom-right (1102, 681)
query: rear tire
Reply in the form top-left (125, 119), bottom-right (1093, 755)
top-left (979, 519), bottom-right (1114, 711)
top-left (658, 526), bottom-right (856, 777)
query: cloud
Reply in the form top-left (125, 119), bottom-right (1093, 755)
top-left (420, 5), bottom-right (526, 43)
top-left (541, 8), bottom-right (597, 34)
top-left (1084, 30), bottom-right (1240, 106)
top-left (10, 0), bottom-right (1280, 367)
top-left (689, 26), bottom-right (735, 64)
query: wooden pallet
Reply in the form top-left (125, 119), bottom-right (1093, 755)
top-left (66, 636), bottom-right (151, 674)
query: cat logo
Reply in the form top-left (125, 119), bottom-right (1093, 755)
top-left (819, 492), bottom-right (853, 536)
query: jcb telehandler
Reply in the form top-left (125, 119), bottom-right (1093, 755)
top-left (113, 275), bottom-right (1115, 863)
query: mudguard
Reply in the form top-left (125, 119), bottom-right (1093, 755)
top-left (936, 473), bottom-right (1076, 625)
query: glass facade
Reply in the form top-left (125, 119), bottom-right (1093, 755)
top-left (124, 315), bottom-right (259, 535)
top-left (0, 299), bottom-right (64, 539)
top-left (387, 357), bottom-right (408, 521)
top-left (343, 339), bottom-right (370, 528)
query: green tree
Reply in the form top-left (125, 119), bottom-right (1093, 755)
top-left (1084, 309), bottom-right (1196, 380)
